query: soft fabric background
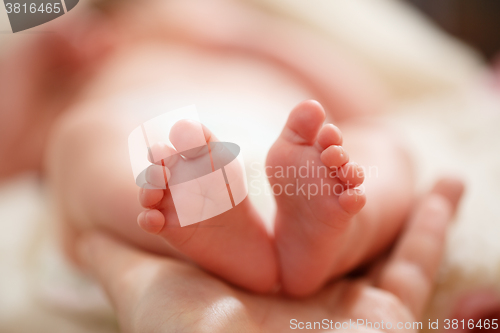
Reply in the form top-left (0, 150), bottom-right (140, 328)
top-left (0, 0), bottom-right (499, 331)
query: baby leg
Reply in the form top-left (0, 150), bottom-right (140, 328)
top-left (46, 106), bottom-right (278, 293)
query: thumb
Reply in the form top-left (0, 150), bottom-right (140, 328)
top-left (76, 232), bottom-right (161, 319)
top-left (76, 232), bottom-right (222, 333)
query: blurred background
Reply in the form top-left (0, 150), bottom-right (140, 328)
top-left (0, 0), bottom-right (499, 332)
top-left (407, 0), bottom-right (500, 61)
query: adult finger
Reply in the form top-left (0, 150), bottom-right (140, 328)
top-left (376, 178), bottom-right (463, 318)
top-left (76, 232), bottom-right (246, 333)
top-left (429, 176), bottom-right (465, 213)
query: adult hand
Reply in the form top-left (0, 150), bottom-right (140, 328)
top-left (76, 178), bottom-right (463, 332)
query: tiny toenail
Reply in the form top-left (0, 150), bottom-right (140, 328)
top-left (147, 210), bottom-right (153, 220)
top-left (138, 211), bottom-right (146, 222)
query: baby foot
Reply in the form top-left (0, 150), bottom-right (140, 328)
top-left (267, 100), bottom-right (366, 296)
top-left (137, 120), bottom-right (278, 293)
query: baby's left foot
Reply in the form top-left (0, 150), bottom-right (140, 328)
top-left (137, 120), bottom-right (278, 293)
top-left (267, 100), bottom-right (366, 296)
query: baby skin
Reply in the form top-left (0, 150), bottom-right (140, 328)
top-left (0, 0), bottom-right (418, 300)
top-left (6, 0), bottom-right (412, 297)
top-left (133, 100), bottom-right (413, 296)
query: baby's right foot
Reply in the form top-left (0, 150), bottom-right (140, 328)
top-left (137, 120), bottom-right (278, 293)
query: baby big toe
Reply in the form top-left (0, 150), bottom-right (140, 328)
top-left (282, 100), bottom-right (326, 145)
top-left (169, 119), bottom-right (213, 153)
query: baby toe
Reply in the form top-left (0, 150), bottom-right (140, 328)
top-left (338, 187), bottom-right (366, 215)
top-left (338, 162), bottom-right (365, 187)
top-left (320, 145), bottom-right (349, 169)
top-left (145, 164), bottom-right (170, 189)
top-left (137, 209), bottom-right (165, 234)
top-left (138, 187), bottom-right (164, 208)
top-left (148, 142), bottom-right (176, 164)
top-left (170, 119), bottom-right (212, 153)
top-left (317, 123), bottom-right (343, 149)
